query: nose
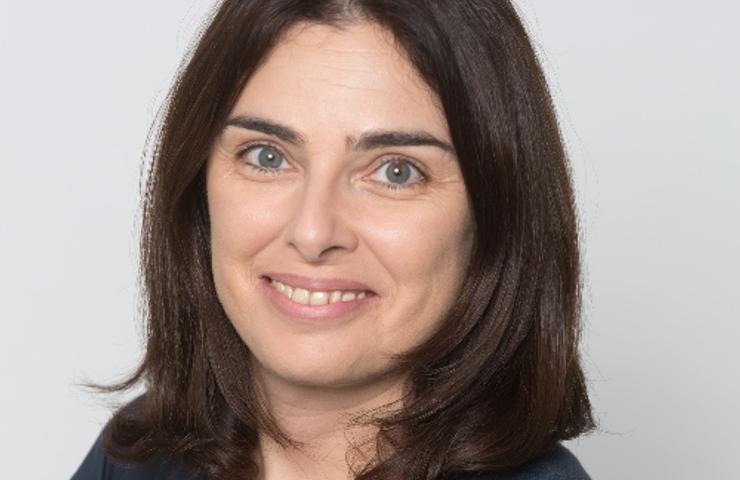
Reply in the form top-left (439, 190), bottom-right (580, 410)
top-left (283, 172), bottom-right (358, 263)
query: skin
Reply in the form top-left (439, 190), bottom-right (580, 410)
top-left (206, 21), bottom-right (474, 480)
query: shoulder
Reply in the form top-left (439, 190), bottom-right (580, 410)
top-left (71, 427), bottom-right (209, 480)
top-left (449, 445), bottom-right (591, 480)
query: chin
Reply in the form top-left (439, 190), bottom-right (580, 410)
top-left (265, 363), bottom-right (360, 388)
top-left (255, 350), bottom-right (387, 390)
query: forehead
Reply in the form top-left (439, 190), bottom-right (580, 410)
top-left (230, 21), bottom-right (450, 142)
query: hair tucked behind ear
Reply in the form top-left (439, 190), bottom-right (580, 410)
top-left (82, 1), bottom-right (594, 478)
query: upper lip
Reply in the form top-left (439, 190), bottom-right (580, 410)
top-left (261, 272), bottom-right (377, 294)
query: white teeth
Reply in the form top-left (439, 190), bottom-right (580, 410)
top-left (270, 279), bottom-right (370, 306)
top-left (291, 288), bottom-right (310, 304)
top-left (309, 291), bottom-right (328, 306)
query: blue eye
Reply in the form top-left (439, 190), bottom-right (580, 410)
top-left (369, 158), bottom-right (426, 191)
top-left (238, 144), bottom-right (290, 175)
top-left (237, 145), bottom-right (426, 192)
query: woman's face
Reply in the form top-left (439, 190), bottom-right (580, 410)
top-left (206, 21), bottom-right (474, 392)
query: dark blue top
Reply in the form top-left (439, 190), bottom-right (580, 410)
top-left (72, 430), bottom-right (590, 480)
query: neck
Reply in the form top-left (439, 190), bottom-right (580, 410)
top-left (252, 368), bottom-right (408, 480)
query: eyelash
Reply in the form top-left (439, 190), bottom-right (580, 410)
top-left (236, 142), bottom-right (428, 192)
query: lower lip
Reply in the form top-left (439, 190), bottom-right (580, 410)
top-left (258, 276), bottom-right (379, 324)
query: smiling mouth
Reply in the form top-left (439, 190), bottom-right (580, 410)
top-left (258, 275), bottom-right (379, 323)
top-left (264, 276), bottom-right (376, 306)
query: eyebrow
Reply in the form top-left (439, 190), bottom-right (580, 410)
top-left (223, 115), bottom-right (455, 154)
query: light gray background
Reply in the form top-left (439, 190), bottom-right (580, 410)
top-left (1, 1), bottom-right (738, 479)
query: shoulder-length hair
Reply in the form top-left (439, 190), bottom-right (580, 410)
top-left (88, 1), bottom-right (594, 478)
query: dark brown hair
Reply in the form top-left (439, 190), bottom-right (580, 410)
top-left (86, 1), bottom-right (594, 478)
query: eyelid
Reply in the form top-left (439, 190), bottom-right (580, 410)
top-left (371, 155), bottom-right (427, 178)
top-left (364, 155), bottom-right (428, 192)
top-left (236, 141), bottom-right (428, 190)
top-left (237, 141), bottom-right (294, 170)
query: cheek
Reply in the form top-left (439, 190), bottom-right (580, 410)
top-left (206, 170), bottom-right (296, 315)
top-left (208, 181), bottom-right (287, 262)
top-left (362, 194), bottom-right (472, 283)
top-left (360, 193), bottom-right (473, 336)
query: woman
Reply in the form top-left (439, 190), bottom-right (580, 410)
top-left (73, 0), bottom-right (594, 479)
